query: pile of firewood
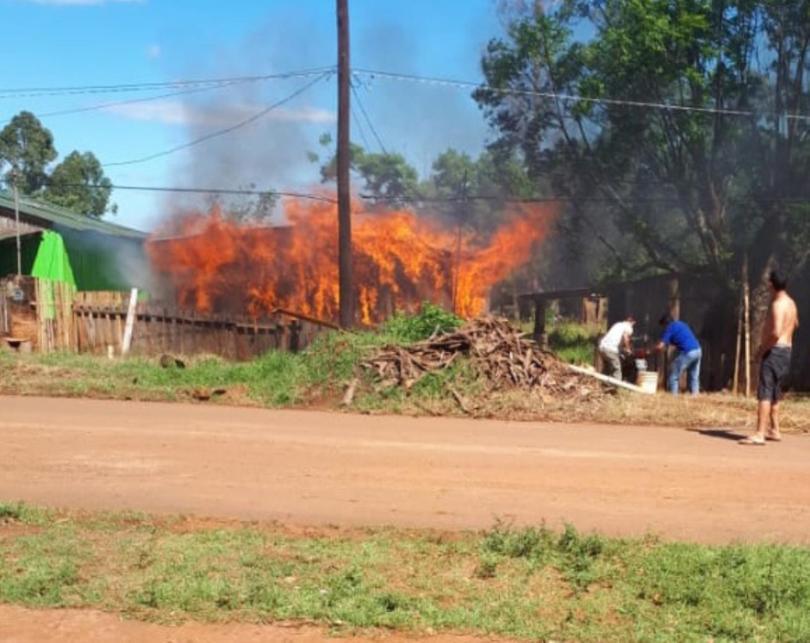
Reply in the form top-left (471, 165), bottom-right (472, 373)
top-left (363, 317), bottom-right (602, 398)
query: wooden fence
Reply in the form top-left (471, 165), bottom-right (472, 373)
top-left (2, 277), bottom-right (336, 359)
top-left (0, 276), bottom-right (74, 352)
top-left (73, 291), bottom-right (335, 360)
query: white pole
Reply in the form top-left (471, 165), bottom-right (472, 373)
top-left (121, 288), bottom-right (138, 355)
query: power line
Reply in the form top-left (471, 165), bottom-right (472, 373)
top-left (35, 80), bottom-right (246, 119)
top-left (0, 67), bottom-right (335, 99)
top-left (350, 80), bottom-right (387, 154)
top-left (101, 184), bottom-right (337, 203)
top-left (8, 63), bottom-right (809, 121)
top-left (353, 68), bottom-right (810, 123)
top-left (360, 193), bottom-right (810, 205)
top-left (103, 72), bottom-right (332, 168)
top-left (39, 182), bottom-right (810, 207)
top-left (351, 104), bottom-right (372, 150)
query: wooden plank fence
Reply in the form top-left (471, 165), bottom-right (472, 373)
top-left (35, 279), bottom-right (76, 352)
top-left (72, 292), bottom-right (336, 360)
top-left (2, 277), bottom-right (336, 359)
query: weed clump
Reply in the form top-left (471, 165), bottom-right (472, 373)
top-left (382, 302), bottom-right (462, 343)
top-left (482, 521), bottom-right (551, 559)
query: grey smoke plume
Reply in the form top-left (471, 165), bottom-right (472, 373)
top-left (158, 2), bottom-right (495, 218)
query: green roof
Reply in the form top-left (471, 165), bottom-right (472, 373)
top-left (0, 191), bottom-right (146, 240)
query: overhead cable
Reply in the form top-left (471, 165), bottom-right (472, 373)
top-left (103, 72), bottom-right (332, 168)
top-left (36, 80), bottom-right (246, 119)
top-left (350, 79), bottom-right (387, 154)
top-left (352, 68), bottom-right (810, 122)
top-left (44, 182), bottom-right (810, 207)
top-left (0, 67), bottom-right (335, 99)
top-left (53, 182), bottom-right (337, 203)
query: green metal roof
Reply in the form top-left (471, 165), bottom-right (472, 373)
top-left (0, 191), bottom-right (146, 240)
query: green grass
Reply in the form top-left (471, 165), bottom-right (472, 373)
top-left (0, 329), bottom-right (396, 408)
top-left (0, 307), bottom-right (478, 416)
top-left (3, 311), bottom-right (810, 432)
top-left (3, 504), bottom-right (810, 640)
top-left (0, 305), bottom-right (462, 409)
top-left (547, 320), bottom-right (602, 366)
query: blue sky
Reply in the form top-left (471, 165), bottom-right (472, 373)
top-left (0, 0), bottom-right (504, 231)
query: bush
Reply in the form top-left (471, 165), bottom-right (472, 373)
top-left (383, 303), bottom-right (462, 343)
top-left (548, 321), bottom-right (601, 365)
top-left (482, 521), bottom-right (552, 559)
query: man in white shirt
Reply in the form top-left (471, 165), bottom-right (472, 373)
top-left (599, 316), bottom-right (636, 380)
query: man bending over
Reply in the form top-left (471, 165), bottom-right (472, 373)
top-left (599, 316), bottom-right (635, 381)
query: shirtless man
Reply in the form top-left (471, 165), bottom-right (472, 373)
top-left (740, 270), bottom-right (799, 445)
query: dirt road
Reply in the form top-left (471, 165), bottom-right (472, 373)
top-left (0, 605), bottom-right (501, 643)
top-left (2, 395), bottom-right (810, 543)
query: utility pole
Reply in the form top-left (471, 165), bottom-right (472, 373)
top-left (451, 170), bottom-right (468, 315)
top-left (336, 0), bottom-right (354, 327)
top-left (12, 169), bottom-right (22, 277)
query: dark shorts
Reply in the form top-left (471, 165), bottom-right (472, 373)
top-left (758, 346), bottom-right (792, 402)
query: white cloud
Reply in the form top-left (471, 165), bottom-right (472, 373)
top-left (146, 44), bottom-right (161, 60)
top-left (24, 0), bottom-right (143, 5)
top-left (104, 100), bottom-right (335, 126)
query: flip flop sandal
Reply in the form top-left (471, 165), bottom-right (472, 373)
top-left (765, 435), bottom-right (782, 442)
top-left (739, 437), bottom-right (766, 446)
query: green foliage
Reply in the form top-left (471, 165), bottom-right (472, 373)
top-left (382, 303), bottom-right (462, 343)
top-left (426, 147), bottom-right (539, 233)
top-left (320, 141), bottom-right (420, 204)
top-left (0, 502), bottom-right (49, 525)
top-left (210, 185), bottom-right (278, 224)
top-left (0, 110), bottom-right (115, 219)
top-left (476, 1), bottom-right (810, 283)
top-left (42, 151), bottom-right (113, 217)
top-left (7, 507), bottom-right (810, 640)
top-left (0, 111), bottom-right (57, 194)
top-left (548, 321), bottom-right (600, 365)
top-left (482, 521), bottom-right (552, 559)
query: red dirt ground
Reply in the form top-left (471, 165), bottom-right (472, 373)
top-left (4, 395), bottom-right (810, 641)
top-left (0, 605), bottom-right (507, 643)
top-left (2, 395), bottom-right (810, 543)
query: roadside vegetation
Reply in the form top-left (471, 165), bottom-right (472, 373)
top-left (2, 502), bottom-right (810, 641)
top-left (547, 320), bottom-right (601, 366)
top-left (1, 305), bottom-right (808, 433)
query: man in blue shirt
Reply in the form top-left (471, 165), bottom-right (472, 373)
top-left (656, 314), bottom-right (702, 395)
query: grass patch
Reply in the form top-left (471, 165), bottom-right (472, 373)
top-left (3, 505), bottom-right (810, 640)
top-left (2, 311), bottom-right (810, 433)
top-left (0, 502), bottom-right (50, 526)
top-left (382, 302), bottom-right (462, 343)
top-left (548, 320), bottom-right (601, 366)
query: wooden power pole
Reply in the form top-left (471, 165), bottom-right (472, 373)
top-left (336, 0), bottom-right (354, 328)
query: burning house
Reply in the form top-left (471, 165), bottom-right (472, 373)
top-left (2, 191), bottom-right (554, 357)
top-left (146, 197), bottom-right (556, 326)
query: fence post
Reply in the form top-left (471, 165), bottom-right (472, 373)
top-left (121, 288), bottom-right (138, 356)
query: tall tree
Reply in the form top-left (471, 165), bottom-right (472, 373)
top-left (317, 135), bottom-right (420, 204)
top-left (427, 147), bottom-right (539, 232)
top-left (43, 151), bottom-right (114, 217)
top-left (205, 184), bottom-right (278, 225)
top-left (0, 111), bottom-right (57, 194)
top-left (475, 0), bottom-right (810, 290)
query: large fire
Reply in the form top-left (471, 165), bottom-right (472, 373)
top-left (147, 197), bottom-right (555, 325)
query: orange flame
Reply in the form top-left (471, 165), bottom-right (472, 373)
top-left (147, 198), bottom-right (556, 325)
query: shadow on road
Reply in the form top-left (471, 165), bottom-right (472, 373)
top-left (697, 428), bottom-right (748, 441)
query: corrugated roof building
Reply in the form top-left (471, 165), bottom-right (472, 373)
top-left (0, 192), bottom-right (148, 291)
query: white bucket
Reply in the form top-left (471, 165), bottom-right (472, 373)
top-left (637, 371), bottom-right (658, 393)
